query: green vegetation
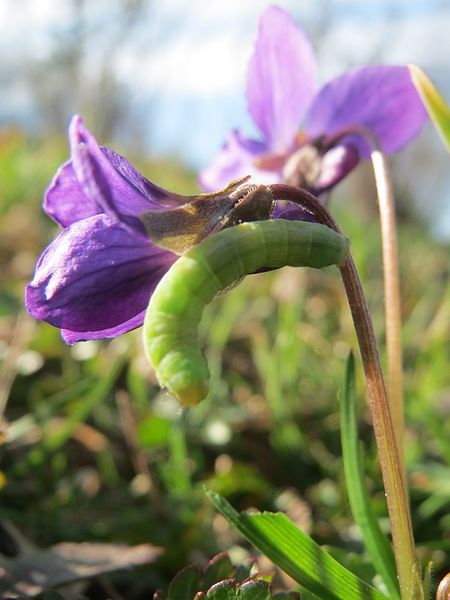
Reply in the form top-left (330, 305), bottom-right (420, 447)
top-left (0, 129), bottom-right (448, 598)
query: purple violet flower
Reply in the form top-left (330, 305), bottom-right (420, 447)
top-left (26, 116), bottom-right (285, 343)
top-left (200, 5), bottom-right (427, 197)
top-left (25, 115), bottom-right (199, 343)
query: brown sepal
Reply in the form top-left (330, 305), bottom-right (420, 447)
top-left (140, 177), bottom-right (274, 254)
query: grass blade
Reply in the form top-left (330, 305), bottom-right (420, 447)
top-left (409, 64), bottom-right (450, 152)
top-left (44, 352), bottom-right (126, 451)
top-left (340, 353), bottom-right (399, 599)
top-left (206, 489), bottom-right (388, 600)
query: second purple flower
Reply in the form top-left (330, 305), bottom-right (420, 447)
top-left (200, 5), bottom-right (427, 196)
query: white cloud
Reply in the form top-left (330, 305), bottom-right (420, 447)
top-left (319, 9), bottom-right (450, 79)
top-left (0, 0), bottom-right (69, 59)
top-left (113, 1), bottom-right (450, 103)
top-left (115, 0), bottom-right (310, 96)
top-left (117, 33), bottom-right (251, 96)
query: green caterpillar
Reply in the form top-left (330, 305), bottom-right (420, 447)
top-left (143, 219), bottom-right (349, 406)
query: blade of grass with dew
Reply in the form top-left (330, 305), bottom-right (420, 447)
top-left (409, 64), bottom-right (450, 152)
top-left (206, 489), bottom-right (388, 600)
top-left (340, 353), bottom-right (399, 599)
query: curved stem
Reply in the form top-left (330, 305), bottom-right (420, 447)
top-left (328, 126), bottom-right (405, 460)
top-left (269, 184), bottom-right (422, 600)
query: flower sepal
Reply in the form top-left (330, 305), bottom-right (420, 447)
top-left (140, 178), bottom-right (274, 254)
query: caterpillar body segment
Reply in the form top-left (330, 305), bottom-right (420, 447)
top-left (143, 220), bottom-right (349, 406)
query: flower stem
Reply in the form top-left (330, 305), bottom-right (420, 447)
top-left (269, 184), bottom-right (422, 600)
top-left (338, 257), bottom-right (420, 600)
top-left (329, 126), bottom-right (405, 463)
top-left (370, 149), bottom-right (404, 455)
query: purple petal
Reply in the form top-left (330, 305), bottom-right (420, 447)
top-left (198, 130), bottom-right (275, 192)
top-left (69, 115), bottom-right (186, 222)
top-left (99, 146), bottom-right (188, 207)
top-left (312, 144), bottom-right (360, 194)
top-left (25, 214), bottom-right (177, 341)
top-left (306, 66), bottom-right (428, 156)
top-left (61, 312), bottom-right (148, 343)
top-left (44, 160), bottom-right (101, 227)
top-left (246, 5), bottom-right (317, 153)
top-left (272, 202), bottom-right (317, 222)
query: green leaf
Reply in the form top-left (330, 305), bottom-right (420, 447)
top-left (422, 562), bottom-right (434, 600)
top-left (206, 489), bottom-right (388, 600)
top-left (340, 353), bottom-right (400, 599)
top-left (236, 580), bottom-right (271, 600)
top-left (168, 564), bottom-right (201, 600)
top-left (203, 553), bottom-right (235, 591)
top-left (409, 64), bottom-right (450, 152)
top-left (206, 580), bottom-right (237, 599)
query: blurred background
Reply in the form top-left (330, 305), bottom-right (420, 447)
top-left (0, 1), bottom-right (449, 598)
top-left (1, 0), bottom-right (450, 236)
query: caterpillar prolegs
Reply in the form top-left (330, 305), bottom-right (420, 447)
top-left (143, 219), bottom-right (349, 406)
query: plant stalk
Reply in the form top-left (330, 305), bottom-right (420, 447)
top-left (370, 149), bottom-right (404, 454)
top-left (328, 126), bottom-right (405, 460)
top-left (269, 184), bottom-right (422, 600)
